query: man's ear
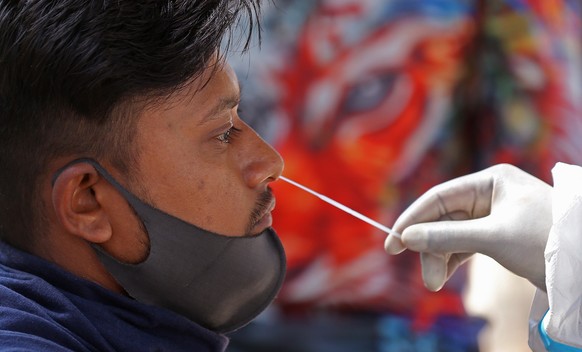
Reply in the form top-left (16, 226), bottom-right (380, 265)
top-left (51, 163), bottom-right (112, 244)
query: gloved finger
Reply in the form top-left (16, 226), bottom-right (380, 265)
top-left (401, 217), bottom-right (494, 255)
top-left (420, 252), bottom-right (447, 291)
top-left (420, 252), bottom-right (473, 292)
top-left (392, 172), bottom-right (494, 235)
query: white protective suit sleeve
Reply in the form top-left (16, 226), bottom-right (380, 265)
top-left (529, 162), bottom-right (582, 351)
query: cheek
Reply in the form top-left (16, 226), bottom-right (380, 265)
top-left (104, 193), bottom-right (150, 264)
top-left (135, 124), bottom-right (253, 233)
top-left (176, 170), bottom-right (252, 234)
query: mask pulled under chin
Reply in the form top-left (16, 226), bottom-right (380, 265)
top-left (54, 158), bottom-right (287, 333)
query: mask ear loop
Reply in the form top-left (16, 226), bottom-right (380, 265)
top-left (51, 157), bottom-right (151, 237)
top-left (52, 158), bottom-right (154, 263)
top-left (51, 158), bottom-right (138, 204)
top-left (52, 158), bottom-right (98, 186)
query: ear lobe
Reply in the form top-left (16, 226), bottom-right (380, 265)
top-left (52, 163), bottom-right (112, 244)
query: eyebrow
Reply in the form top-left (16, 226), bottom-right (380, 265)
top-left (198, 83), bottom-right (242, 126)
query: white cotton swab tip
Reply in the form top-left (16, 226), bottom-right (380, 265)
top-left (279, 176), bottom-right (401, 238)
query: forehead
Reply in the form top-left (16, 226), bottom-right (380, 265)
top-left (177, 61), bottom-right (239, 108)
top-left (139, 60), bottom-right (240, 121)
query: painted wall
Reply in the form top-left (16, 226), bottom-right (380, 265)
top-left (229, 1), bottom-right (582, 350)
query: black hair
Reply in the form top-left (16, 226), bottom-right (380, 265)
top-left (0, 0), bottom-right (262, 250)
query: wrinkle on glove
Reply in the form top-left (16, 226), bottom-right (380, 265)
top-left (530, 162), bottom-right (582, 350)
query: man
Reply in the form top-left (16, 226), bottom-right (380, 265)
top-left (0, 1), bottom-right (286, 351)
top-left (385, 163), bottom-right (582, 350)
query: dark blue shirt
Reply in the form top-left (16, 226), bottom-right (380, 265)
top-left (0, 241), bottom-right (228, 351)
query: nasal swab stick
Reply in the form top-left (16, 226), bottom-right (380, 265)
top-left (279, 176), bottom-right (401, 238)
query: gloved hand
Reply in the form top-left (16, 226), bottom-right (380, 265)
top-left (385, 164), bottom-right (551, 291)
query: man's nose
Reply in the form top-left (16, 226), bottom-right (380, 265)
top-left (240, 125), bottom-right (284, 188)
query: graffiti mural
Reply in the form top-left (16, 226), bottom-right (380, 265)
top-left (229, 0), bottom-right (582, 350)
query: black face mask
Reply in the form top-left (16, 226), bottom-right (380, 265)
top-left (53, 159), bottom-right (286, 333)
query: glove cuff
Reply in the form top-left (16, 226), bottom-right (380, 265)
top-left (539, 309), bottom-right (582, 351)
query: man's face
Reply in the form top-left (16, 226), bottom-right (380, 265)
top-left (128, 60), bottom-right (284, 237)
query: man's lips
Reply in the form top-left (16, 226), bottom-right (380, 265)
top-left (251, 198), bottom-right (276, 233)
top-left (265, 197), bottom-right (276, 215)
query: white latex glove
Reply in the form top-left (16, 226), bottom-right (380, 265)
top-left (385, 164), bottom-right (551, 292)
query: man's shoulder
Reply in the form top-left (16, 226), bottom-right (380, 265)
top-left (0, 330), bottom-right (81, 352)
top-left (0, 293), bottom-right (96, 351)
top-left (0, 245), bottom-right (228, 352)
top-left (0, 259), bottom-right (72, 317)
top-left (0, 262), bottom-right (104, 352)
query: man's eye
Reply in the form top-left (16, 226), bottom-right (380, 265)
top-left (216, 126), bottom-right (242, 144)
